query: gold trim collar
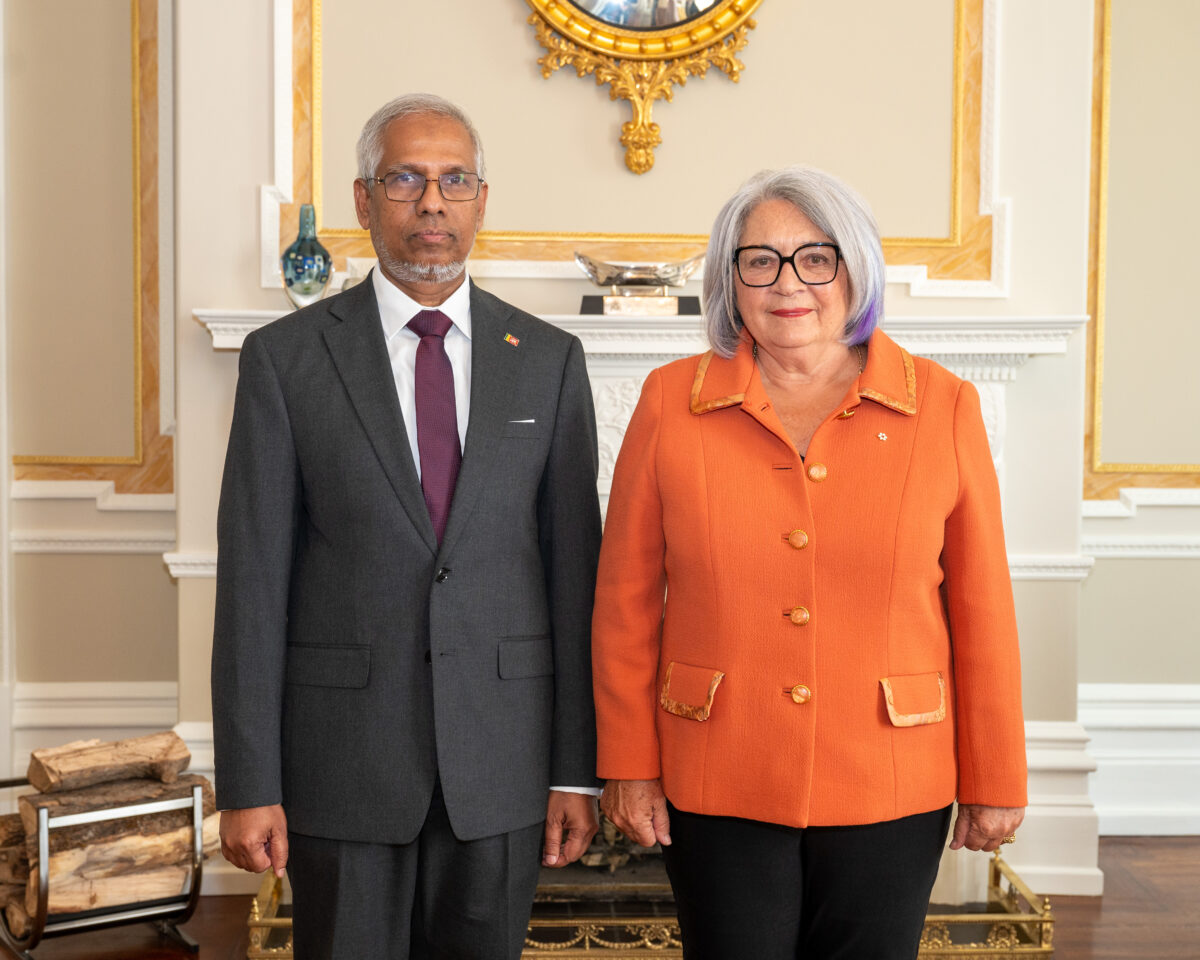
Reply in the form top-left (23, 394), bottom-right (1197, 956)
top-left (689, 328), bottom-right (917, 417)
top-left (858, 329), bottom-right (917, 415)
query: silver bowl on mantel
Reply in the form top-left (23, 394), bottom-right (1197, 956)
top-left (574, 252), bottom-right (704, 295)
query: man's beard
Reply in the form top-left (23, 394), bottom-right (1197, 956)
top-left (371, 223), bottom-right (466, 286)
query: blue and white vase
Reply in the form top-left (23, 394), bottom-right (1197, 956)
top-left (281, 204), bottom-right (332, 309)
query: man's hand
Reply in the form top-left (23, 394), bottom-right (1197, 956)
top-left (949, 803), bottom-right (1025, 853)
top-left (220, 804), bottom-right (289, 877)
top-left (600, 779), bottom-right (671, 848)
top-left (542, 791), bottom-right (600, 868)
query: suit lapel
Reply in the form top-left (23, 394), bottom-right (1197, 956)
top-left (438, 284), bottom-right (523, 559)
top-left (322, 280), bottom-right (438, 554)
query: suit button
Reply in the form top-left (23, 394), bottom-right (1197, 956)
top-left (786, 529), bottom-right (809, 549)
top-left (424, 650), bottom-right (432, 664)
top-left (807, 463), bottom-right (828, 482)
top-left (790, 684), bottom-right (812, 704)
top-left (435, 567), bottom-right (450, 582)
top-left (784, 606), bottom-right (810, 625)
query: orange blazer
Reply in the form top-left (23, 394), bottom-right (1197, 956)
top-left (592, 329), bottom-right (1027, 828)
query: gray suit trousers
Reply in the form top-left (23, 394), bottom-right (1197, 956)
top-left (288, 782), bottom-right (542, 960)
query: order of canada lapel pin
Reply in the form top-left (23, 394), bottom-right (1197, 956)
top-left (504, 333), bottom-right (520, 347)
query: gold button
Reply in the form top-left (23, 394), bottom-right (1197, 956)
top-left (790, 684), bottom-right (812, 704)
top-left (807, 463), bottom-right (828, 482)
top-left (786, 529), bottom-right (809, 549)
top-left (786, 606), bottom-right (810, 626)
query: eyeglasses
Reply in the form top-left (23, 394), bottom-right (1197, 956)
top-left (364, 171), bottom-right (485, 202)
top-left (733, 243), bottom-right (841, 287)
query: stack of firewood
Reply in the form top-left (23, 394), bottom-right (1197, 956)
top-left (0, 731), bottom-right (219, 937)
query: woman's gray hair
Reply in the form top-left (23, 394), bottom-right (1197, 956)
top-left (356, 93), bottom-right (486, 181)
top-left (703, 166), bottom-right (885, 357)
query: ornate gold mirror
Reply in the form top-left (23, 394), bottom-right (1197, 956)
top-left (526, 0), bottom-right (763, 174)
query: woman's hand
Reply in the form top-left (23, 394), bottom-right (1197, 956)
top-left (949, 803), bottom-right (1025, 853)
top-left (600, 778), bottom-right (672, 848)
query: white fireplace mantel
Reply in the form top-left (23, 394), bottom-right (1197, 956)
top-left (195, 309), bottom-right (1086, 374)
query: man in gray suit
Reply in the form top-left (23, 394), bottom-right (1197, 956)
top-left (212, 93), bottom-right (602, 959)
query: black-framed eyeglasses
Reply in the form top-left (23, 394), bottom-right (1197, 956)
top-left (364, 171), bottom-right (485, 202)
top-left (733, 243), bottom-right (841, 287)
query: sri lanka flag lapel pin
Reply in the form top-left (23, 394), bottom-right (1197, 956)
top-left (504, 333), bottom-right (520, 347)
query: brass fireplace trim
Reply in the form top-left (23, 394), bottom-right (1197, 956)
top-left (247, 853), bottom-right (1052, 958)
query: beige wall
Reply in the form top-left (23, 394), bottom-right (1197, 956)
top-left (178, 576), bottom-right (214, 722)
top-left (1080, 558), bottom-right (1200, 683)
top-left (5, 0), bottom-right (136, 458)
top-left (13, 554), bottom-right (175, 682)
top-left (1014, 581), bottom-right (1084, 723)
top-left (1100, 0), bottom-right (1200, 466)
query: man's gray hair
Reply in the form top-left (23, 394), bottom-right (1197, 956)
top-left (356, 93), bottom-right (487, 181)
top-left (702, 166), bottom-right (885, 357)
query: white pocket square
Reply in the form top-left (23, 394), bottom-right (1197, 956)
top-left (507, 418), bottom-right (536, 424)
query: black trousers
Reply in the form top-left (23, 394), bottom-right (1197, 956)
top-left (661, 801), bottom-right (952, 960)
top-left (287, 782), bottom-right (544, 960)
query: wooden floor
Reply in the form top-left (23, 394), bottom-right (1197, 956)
top-left (8, 837), bottom-right (1197, 959)
top-left (1047, 837), bottom-right (1200, 960)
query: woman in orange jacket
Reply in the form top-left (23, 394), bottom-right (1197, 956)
top-left (592, 166), bottom-right (1027, 960)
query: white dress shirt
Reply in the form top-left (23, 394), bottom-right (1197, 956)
top-left (373, 268), bottom-right (472, 481)
top-left (371, 269), bottom-right (601, 800)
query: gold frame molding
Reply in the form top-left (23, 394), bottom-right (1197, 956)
top-left (12, 0), bottom-right (172, 495)
top-left (525, 0), bottom-right (762, 175)
top-left (1084, 0), bottom-right (1200, 498)
top-left (291, 0), bottom-right (991, 277)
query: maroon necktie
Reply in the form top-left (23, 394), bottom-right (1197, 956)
top-left (407, 310), bottom-right (461, 543)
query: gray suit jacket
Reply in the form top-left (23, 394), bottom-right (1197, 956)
top-left (211, 277), bottom-right (602, 843)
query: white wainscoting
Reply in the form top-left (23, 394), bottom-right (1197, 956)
top-left (9, 682), bottom-right (180, 773)
top-left (1078, 683), bottom-right (1200, 836)
top-left (1082, 489), bottom-right (1200, 558)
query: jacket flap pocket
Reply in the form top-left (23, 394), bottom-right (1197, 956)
top-left (286, 644), bottom-right (370, 689)
top-left (659, 660), bottom-right (725, 722)
top-left (498, 636), bottom-right (554, 679)
top-left (880, 672), bottom-right (946, 727)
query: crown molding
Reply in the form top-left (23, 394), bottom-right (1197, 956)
top-left (11, 531), bottom-right (175, 555)
top-left (1081, 537), bottom-right (1200, 560)
top-left (164, 551), bottom-right (218, 578)
top-left (1008, 554), bottom-right (1096, 581)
